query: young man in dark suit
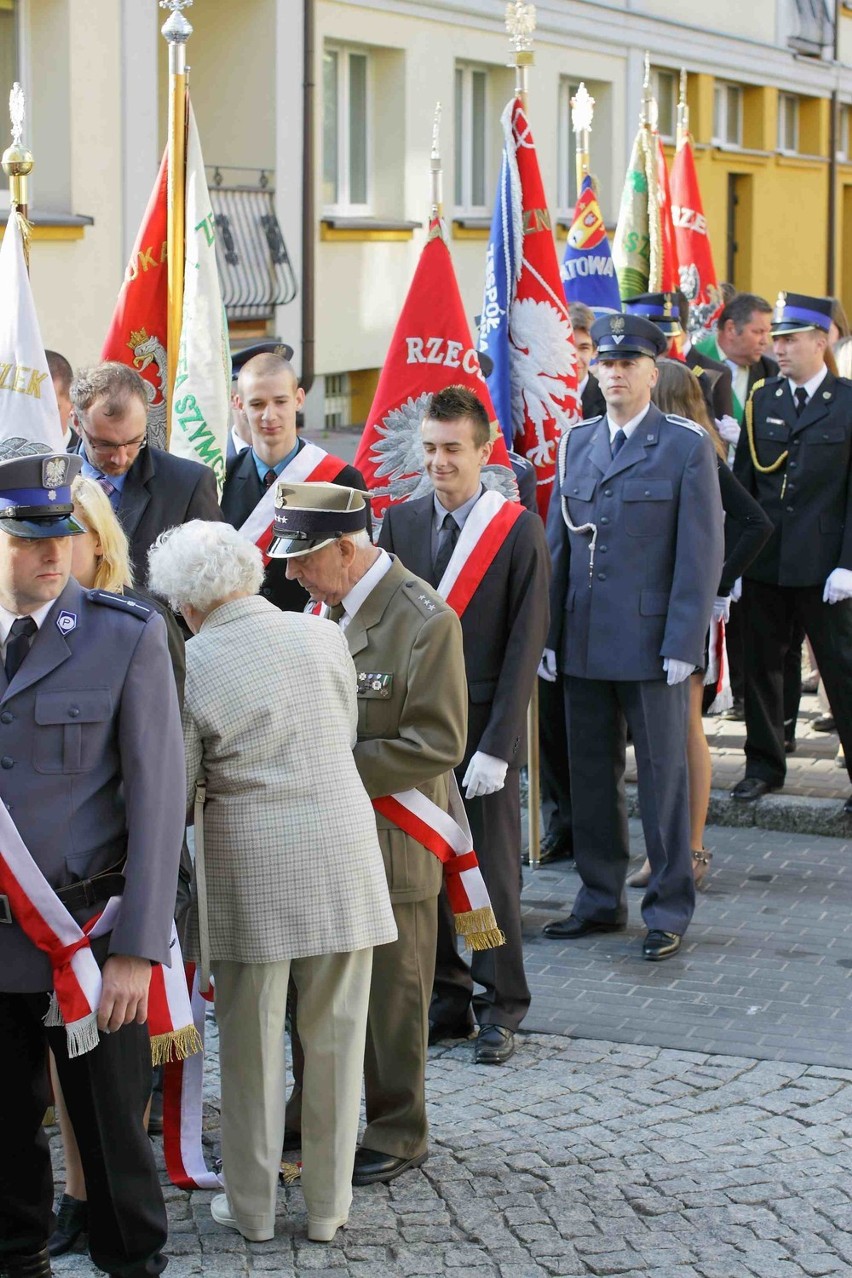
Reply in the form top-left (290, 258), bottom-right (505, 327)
top-left (221, 351), bottom-right (367, 613)
top-left (379, 386), bottom-right (550, 1065)
top-left (70, 362), bottom-right (223, 585)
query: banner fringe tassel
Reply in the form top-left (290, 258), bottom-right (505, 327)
top-left (150, 1025), bottom-right (203, 1066)
top-left (455, 906), bottom-right (506, 952)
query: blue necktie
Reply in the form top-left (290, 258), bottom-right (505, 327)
top-left (611, 428), bottom-right (627, 458)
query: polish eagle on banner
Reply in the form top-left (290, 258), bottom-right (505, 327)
top-left (354, 220), bottom-right (517, 532)
top-left (479, 98), bottom-right (580, 519)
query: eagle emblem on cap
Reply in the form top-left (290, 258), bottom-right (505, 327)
top-left (774, 290), bottom-right (787, 321)
top-left (42, 456), bottom-right (68, 490)
top-left (610, 315), bottom-right (625, 335)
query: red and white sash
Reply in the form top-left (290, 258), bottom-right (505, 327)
top-left (435, 490), bottom-right (524, 618)
top-left (238, 441), bottom-right (348, 559)
top-left (705, 616), bottom-right (732, 715)
top-left (373, 773), bottom-right (504, 951)
top-left (0, 804), bottom-right (199, 1063)
top-left (162, 964), bottom-right (222, 1191)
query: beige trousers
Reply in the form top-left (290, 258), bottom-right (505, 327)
top-left (213, 947), bottom-right (373, 1234)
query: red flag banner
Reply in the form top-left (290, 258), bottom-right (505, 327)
top-left (503, 98), bottom-right (580, 518)
top-left (101, 152), bottom-right (169, 449)
top-left (656, 136), bottom-right (680, 293)
top-left (670, 136), bottom-right (719, 314)
top-left (354, 220), bottom-right (516, 529)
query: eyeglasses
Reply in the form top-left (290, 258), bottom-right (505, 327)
top-left (78, 423), bottom-right (147, 457)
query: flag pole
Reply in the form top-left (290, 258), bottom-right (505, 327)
top-left (161, 0), bottom-right (193, 442)
top-left (676, 68), bottom-right (688, 151)
top-left (505, 2), bottom-right (542, 871)
top-left (430, 101), bottom-right (443, 224)
top-left (2, 83), bottom-right (34, 268)
top-left (505, 1), bottom-right (535, 111)
top-left (571, 83), bottom-right (595, 197)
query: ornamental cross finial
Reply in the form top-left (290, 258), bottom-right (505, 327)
top-left (160, 0), bottom-right (193, 11)
top-left (9, 83), bottom-right (24, 147)
top-left (571, 83), bottom-right (595, 136)
top-left (160, 0), bottom-right (193, 42)
top-left (505, 2), bottom-right (536, 54)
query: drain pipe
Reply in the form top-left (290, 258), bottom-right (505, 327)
top-left (301, 0), bottom-right (316, 397)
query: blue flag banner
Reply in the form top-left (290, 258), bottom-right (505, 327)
top-left (477, 152), bottom-right (518, 450)
top-left (561, 175), bottom-right (622, 313)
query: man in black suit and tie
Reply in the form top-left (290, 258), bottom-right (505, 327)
top-left (221, 351), bottom-right (367, 613)
top-left (570, 303), bottom-right (607, 420)
top-left (731, 291), bottom-right (852, 812)
top-left (70, 362), bottom-right (223, 585)
top-left (379, 386), bottom-right (550, 1065)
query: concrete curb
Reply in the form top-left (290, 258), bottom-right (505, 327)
top-left (626, 784), bottom-right (852, 839)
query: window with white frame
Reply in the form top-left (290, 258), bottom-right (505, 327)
top-left (651, 68), bottom-right (677, 142)
top-left (0, 0), bottom-right (20, 198)
top-left (713, 82), bottom-right (743, 147)
top-left (454, 64), bottom-right (489, 213)
top-left (323, 45), bottom-right (370, 213)
top-left (557, 79), bottom-right (581, 214)
top-left (778, 93), bottom-right (799, 153)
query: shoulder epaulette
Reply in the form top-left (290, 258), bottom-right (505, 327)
top-left (665, 413), bottom-right (706, 436)
top-left (401, 579), bottom-right (447, 618)
top-left (86, 589), bottom-right (154, 620)
top-left (580, 414), bottom-right (603, 426)
top-left (692, 365), bottom-right (704, 378)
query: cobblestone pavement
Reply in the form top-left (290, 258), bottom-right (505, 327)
top-left (50, 821), bottom-right (852, 1277)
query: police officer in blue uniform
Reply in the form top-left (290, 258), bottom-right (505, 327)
top-left (0, 439), bottom-right (186, 1278)
top-left (540, 314), bottom-right (723, 960)
top-left (731, 292), bottom-right (852, 811)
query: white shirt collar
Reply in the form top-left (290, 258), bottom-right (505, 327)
top-left (607, 403), bottom-right (651, 443)
top-left (340, 548), bottom-right (392, 630)
top-left (788, 365), bottom-right (828, 403)
top-left (578, 373), bottom-right (589, 396)
top-left (231, 427), bottom-right (251, 454)
top-left (0, 598), bottom-right (55, 649)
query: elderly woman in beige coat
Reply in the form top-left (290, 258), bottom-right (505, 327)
top-left (148, 520), bottom-right (396, 1247)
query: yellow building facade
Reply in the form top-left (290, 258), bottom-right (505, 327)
top-left (3, 0), bottom-right (852, 427)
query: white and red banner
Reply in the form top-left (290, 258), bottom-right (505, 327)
top-left (237, 441), bottom-right (347, 558)
top-left (354, 219), bottom-right (516, 530)
top-left (162, 965), bottom-right (222, 1192)
top-left (656, 135), bottom-right (680, 294)
top-left (0, 208), bottom-right (63, 450)
top-left (671, 135), bottom-right (719, 315)
top-left (435, 489), bottom-right (523, 618)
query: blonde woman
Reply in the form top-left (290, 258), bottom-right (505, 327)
top-left (48, 477), bottom-right (186, 1259)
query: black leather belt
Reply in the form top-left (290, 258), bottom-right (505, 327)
top-left (0, 868), bottom-right (125, 924)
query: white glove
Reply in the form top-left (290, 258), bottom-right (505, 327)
top-left (538, 648), bottom-right (557, 682)
top-left (713, 596), bottom-right (731, 623)
top-left (823, 567), bottom-right (852, 604)
top-left (663, 657), bottom-right (694, 686)
top-left (716, 414), bottom-right (741, 446)
top-left (730, 577), bottom-right (743, 603)
top-left (462, 751), bottom-right (508, 799)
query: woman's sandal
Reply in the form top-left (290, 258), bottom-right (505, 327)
top-left (692, 848), bottom-right (713, 891)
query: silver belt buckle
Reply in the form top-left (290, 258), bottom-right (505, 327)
top-left (0, 894), bottom-right (12, 924)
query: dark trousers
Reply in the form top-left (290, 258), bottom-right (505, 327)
top-left (727, 598), bottom-right (746, 702)
top-left (538, 674), bottom-right (573, 846)
top-left (742, 580), bottom-right (852, 787)
top-left (0, 992), bottom-right (167, 1276)
top-left (430, 768), bottom-right (530, 1032)
top-left (565, 675), bottom-right (695, 937)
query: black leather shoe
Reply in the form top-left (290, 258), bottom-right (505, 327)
top-left (643, 930), bottom-right (682, 961)
top-left (281, 1128), bottom-right (301, 1153)
top-left (784, 739), bottom-right (797, 755)
top-left (844, 795), bottom-right (852, 816)
top-left (542, 914), bottom-right (625, 939)
top-left (352, 1146), bottom-right (427, 1186)
top-left (3, 1247), bottom-right (53, 1277)
top-left (814, 714), bottom-right (836, 733)
top-left (523, 831), bottom-right (574, 867)
top-left (731, 777), bottom-right (778, 801)
top-left (474, 1025), bottom-right (515, 1065)
top-left (48, 1193), bottom-right (88, 1257)
top-left (428, 1017), bottom-right (475, 1046)
top-left (723, 698), bottom-right (745, 721)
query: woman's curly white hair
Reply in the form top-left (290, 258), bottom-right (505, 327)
top-left (148, 520), bottom-right (264, 614)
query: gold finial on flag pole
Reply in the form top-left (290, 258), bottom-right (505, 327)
top-left (676, 68), bottom-right (689, 149)
top-left (505, 2), bottom-right (535, 108)
top-left (641, 50), bottom-right (655, 129)
top-left (161, 0), bottom-right (193, 441)
top-left (571, 83), bottom-right (595, 195)
top-left (3, 83), bottom-right (34, 221)
top-left (430, 101), bottom-right (443, 221)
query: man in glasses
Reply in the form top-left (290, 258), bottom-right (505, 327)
top-left (70, 362), bottom-right (223, 586)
